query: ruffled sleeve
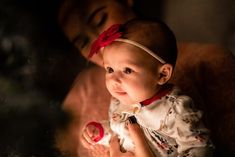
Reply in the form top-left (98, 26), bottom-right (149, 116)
top-left (163, 95), bottom-right (212, 155)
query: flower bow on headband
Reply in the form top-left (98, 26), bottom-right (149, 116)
top-left (88, 24), bottom-right (123, 58)
top-left (88, 23), bottom-right (166, 64)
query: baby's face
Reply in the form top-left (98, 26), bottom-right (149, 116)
top-left (59, 0), bottom-right (135, 66)
top-left (103, 43), bottom-right (160, 105)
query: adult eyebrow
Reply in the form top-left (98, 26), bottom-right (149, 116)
top-left (87, 6), bottom-right (106, 24)
top-left (72, 6), bottom-right (106, 44)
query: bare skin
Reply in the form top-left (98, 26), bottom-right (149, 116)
top-left (55, 0), bottom-right (235, 156)
top-left (82, 122), bottom-right (155, 157)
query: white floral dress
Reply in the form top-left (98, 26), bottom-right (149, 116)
top-left (91, 86), bottom-right (213, 157)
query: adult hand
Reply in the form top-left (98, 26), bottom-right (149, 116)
top-left (108, 119), bottom-right (155, 157)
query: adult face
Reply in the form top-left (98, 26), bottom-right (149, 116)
top-left (59, 0), bottom-right (135, 66)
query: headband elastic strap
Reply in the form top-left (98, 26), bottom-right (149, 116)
top-left (115, 38), bottom-right (166, 64)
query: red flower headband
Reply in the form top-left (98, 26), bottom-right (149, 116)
top-left (88, 24), bottom-right (123, 58)
top-left (88, 23), bottom-right (166, 64)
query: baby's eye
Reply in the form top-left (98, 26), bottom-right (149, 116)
top-left (106, 67), bottom-right (114, 73)
top-left (123, 68), bottom-right (133, 74)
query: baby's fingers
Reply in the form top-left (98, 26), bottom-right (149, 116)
top-left (81, 129), bottom-right (96, 149)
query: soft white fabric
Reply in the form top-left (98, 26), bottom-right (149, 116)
top-left (97, 86), bottom-right (213, 156)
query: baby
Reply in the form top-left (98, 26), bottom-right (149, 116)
top-left (82, 19), bottom-right (213, 156)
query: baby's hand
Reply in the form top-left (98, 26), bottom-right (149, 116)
top-left (81, 122), bottom-right (104, 149)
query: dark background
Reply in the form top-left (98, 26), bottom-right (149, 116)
top-left (0, 0), bottom-right (83, 156)
top-left (0, 0), bottom-right (234, 157)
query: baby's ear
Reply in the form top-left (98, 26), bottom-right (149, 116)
top-left (157, 64), bottom-right (173, 85)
